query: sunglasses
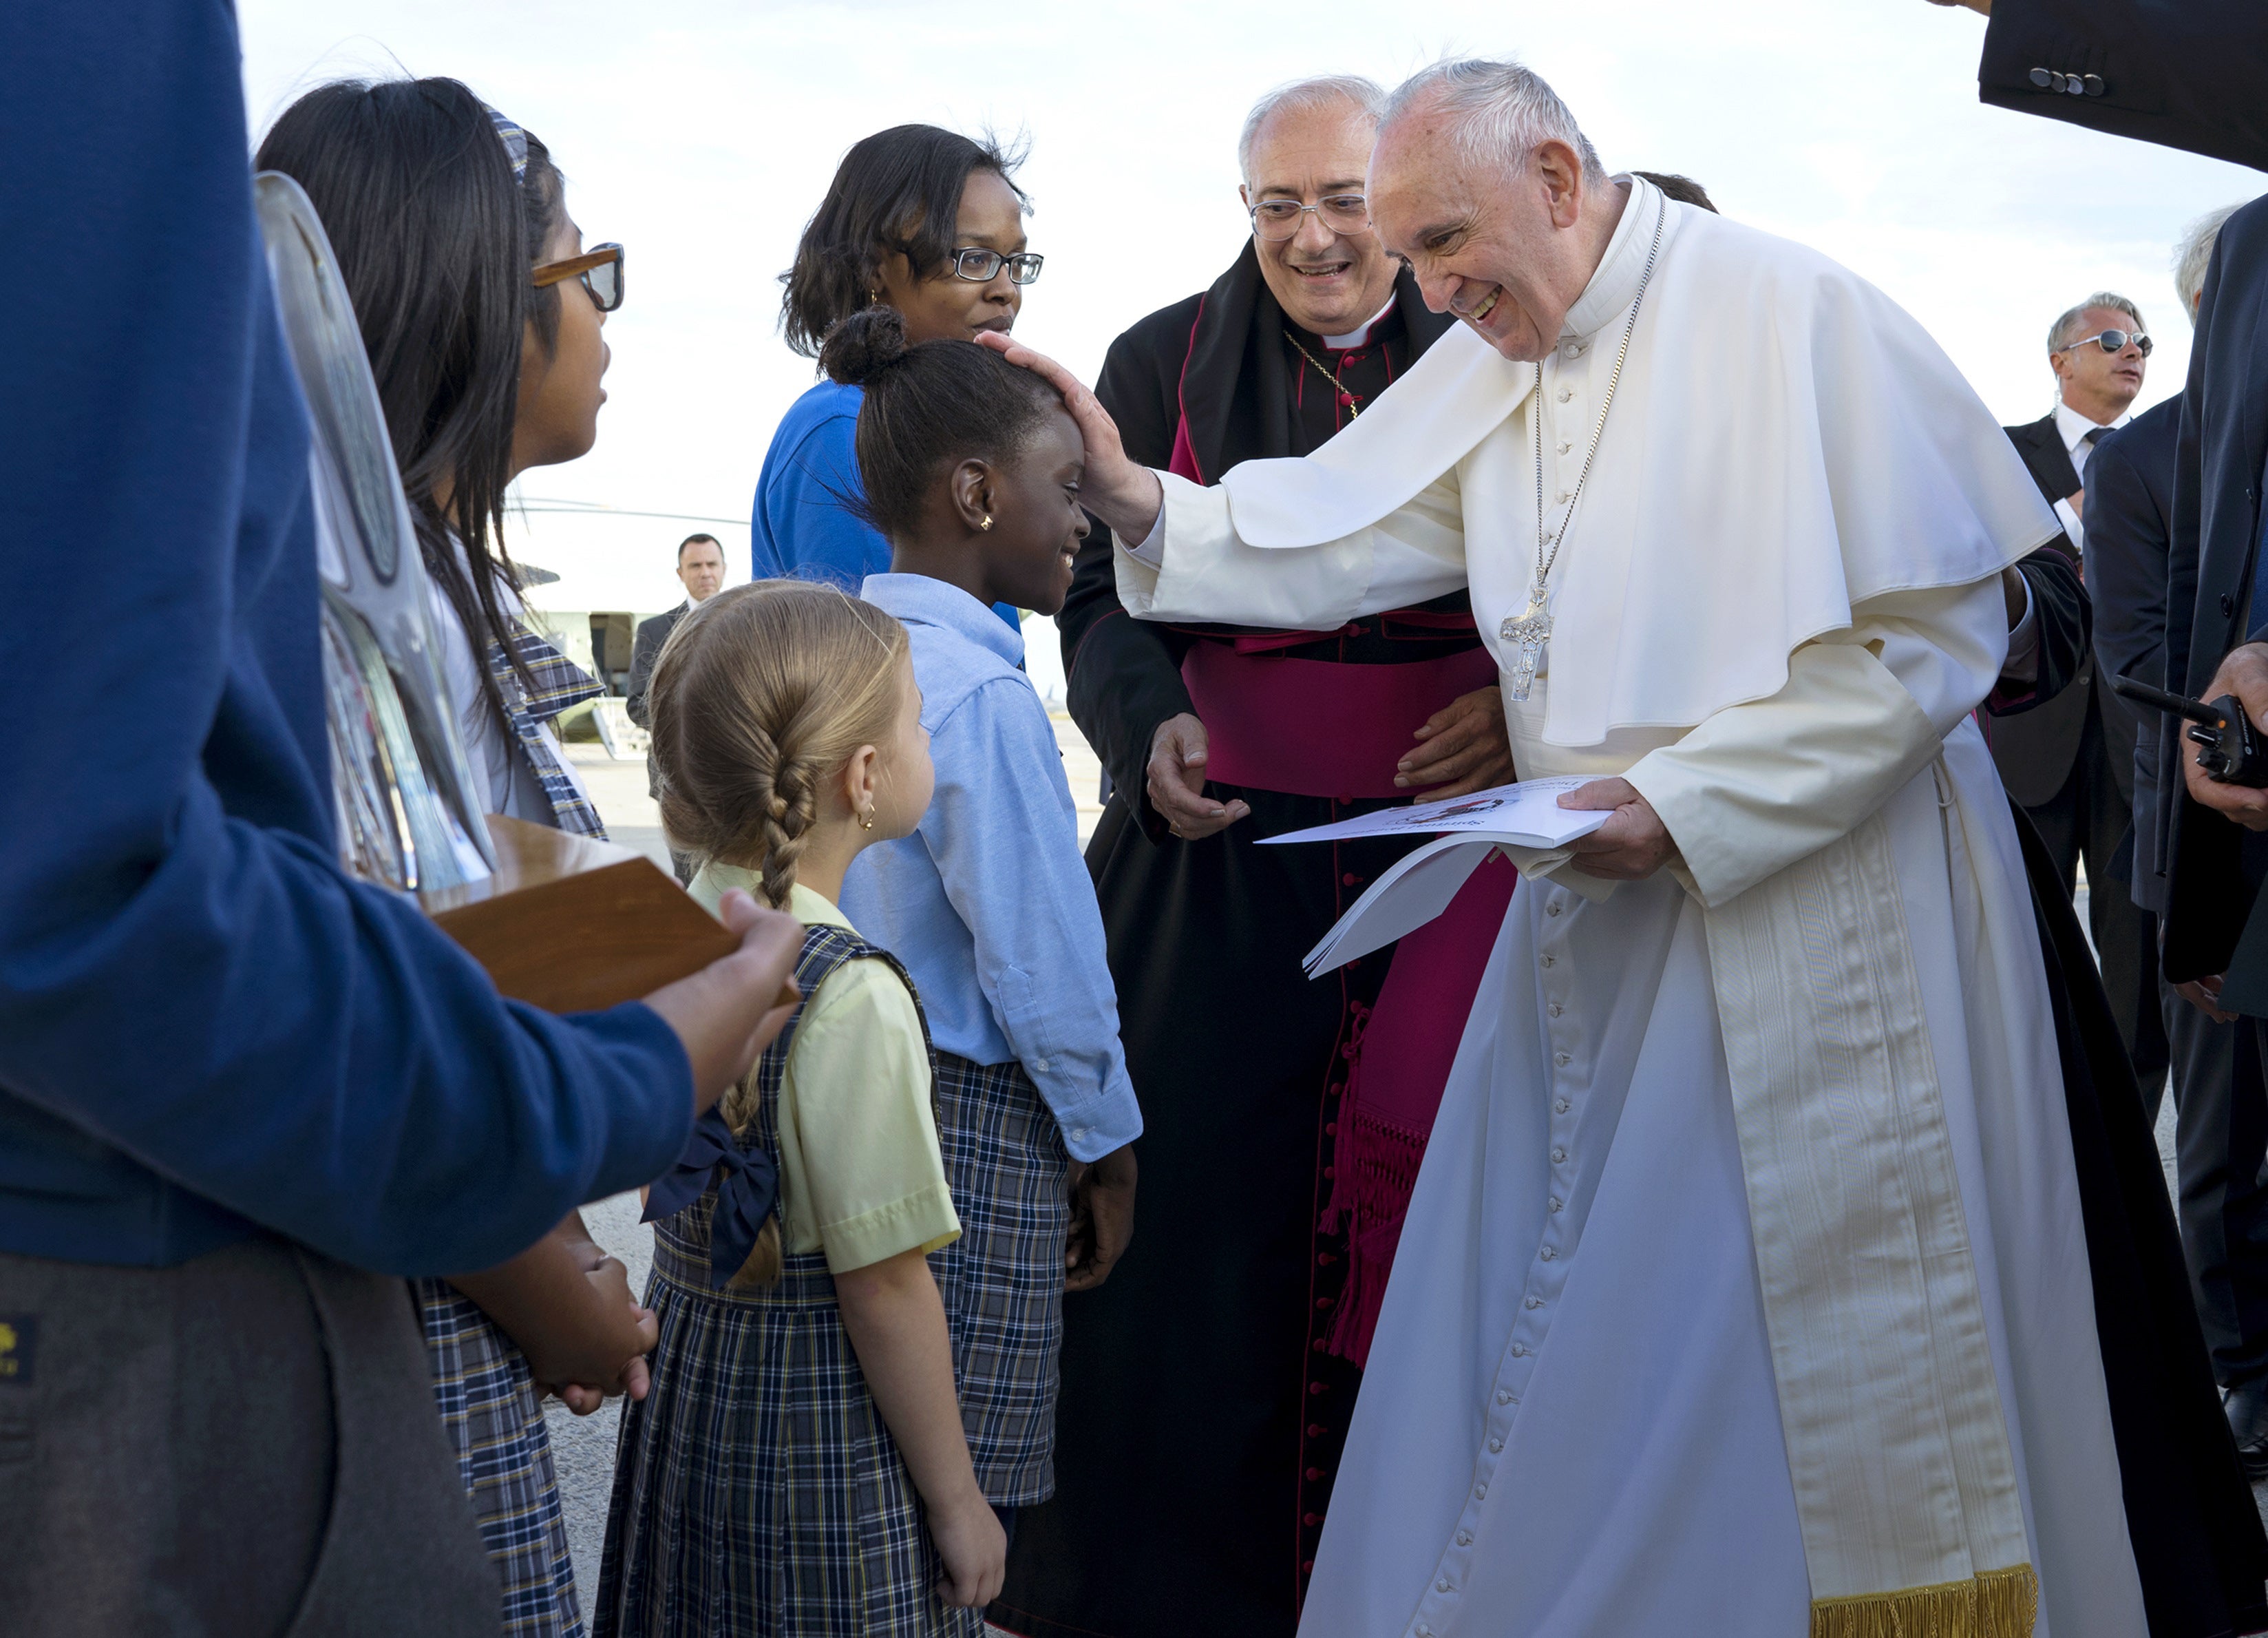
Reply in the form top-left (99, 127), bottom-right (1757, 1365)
top-left (951, 247), bottom-right (1044, 285)
top-left (533, 242), bottom-right (624, 313)
top-left (2056, 327), bottom-right (2151, 357)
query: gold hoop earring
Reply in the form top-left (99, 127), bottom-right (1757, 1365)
top-left (978, 515), bottom-right (993, 532)
top-left (858, 806), bottom-right (876, 831)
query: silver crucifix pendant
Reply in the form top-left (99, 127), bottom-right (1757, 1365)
top-left (1500, 580), bottom-right (1552, 702)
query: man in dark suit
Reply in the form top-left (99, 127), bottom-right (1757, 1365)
top-left (2090, 205), bottom-right (2268, 1467)
top-left (625, 531), bottom-right (725, 882)
top-left (1994, 294), bottom-right (2168, 1102)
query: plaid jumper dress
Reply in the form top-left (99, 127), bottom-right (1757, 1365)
top-left (411, 618), bottom-right (607, 1638)
top-left (593, 924), bottom-right (986, 1638)
top-left (929, 1053), bottom-right (1071, 1504)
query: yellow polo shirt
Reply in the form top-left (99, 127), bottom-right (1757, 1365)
top-left (690, 869), bottom-right (960, 1274)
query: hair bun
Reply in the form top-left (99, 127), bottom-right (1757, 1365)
top-left (818, 306), bottom-right (911, 388)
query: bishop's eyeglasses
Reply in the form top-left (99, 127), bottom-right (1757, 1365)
top-left (1249, 193), bottom-right (1371, 241)
top-left (533, 242), bottom-right (625, 313)
top-left (950, 248), bottom-right (1045, 285)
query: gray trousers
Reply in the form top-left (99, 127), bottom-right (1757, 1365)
top-left (2152, 992), bottom-right (2268, 1387)
top-left (0, 1237), bottom-right (500, 1637)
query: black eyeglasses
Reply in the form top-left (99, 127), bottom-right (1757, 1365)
top-left (1249, 193), bottom-right (1371, 242)
top-left (951, 247), bottom-right (1044, 285)
top-left (2055, 327), bottom-right (2151, 357)
top-left (533, 242), bottom-right (624, 313)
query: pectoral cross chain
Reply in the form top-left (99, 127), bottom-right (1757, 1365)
top-left (1501, 578), bottom-right (1553, 703)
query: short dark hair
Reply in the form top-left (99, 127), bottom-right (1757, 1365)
top-left (779, 125), bottom-right (1026, 360)
top-left (818, 308), bottom-right (1062, 539)
top-left (1634, 171), bottom-right (1717, 213)
top-left (677, 532), bottom-right (721, 563)
top-left (256, 77), bottom-right (567, 727)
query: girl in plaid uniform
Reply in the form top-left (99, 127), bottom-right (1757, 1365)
top-left (825, 311), bottom-right (1146, 1551)
top-left (260, 80), bottom-right (657, 1638)
top-left (598, 582), bottom-right (1005, 1635)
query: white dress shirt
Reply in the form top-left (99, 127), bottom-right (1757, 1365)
top-left (2050, 397), bottom-right (2132, 553)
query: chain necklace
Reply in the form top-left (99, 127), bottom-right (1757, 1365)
top-left (1501, 196), bottom-right (1668, 702)
top-left (1283, 328), bottom-right (1369, 420)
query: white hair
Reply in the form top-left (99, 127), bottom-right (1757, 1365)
top-left (2174, 204), bottom-right (2242, 321)
top-left (1237, 75), bottom-right (1386, 185)
top-left (2047, 292), bottom-right (2144, 353)
top-left (1380, 56), bottom-right (1605, 185)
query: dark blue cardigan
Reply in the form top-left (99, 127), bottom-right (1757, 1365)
top-left (0, 0), bottom-right (692, 1274)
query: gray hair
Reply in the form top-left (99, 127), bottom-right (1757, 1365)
top-left (2047, 291), bottom-right (2144, 353)
top-left (1238, 75), bottom-right (1386, 185)
top-left (1380, 57), bottom-right (1606, 185)
top-left (2174, 204), bottom-right (2242, 320)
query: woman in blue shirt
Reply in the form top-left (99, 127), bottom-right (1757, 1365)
top-left (755, 124), bottom-right (1039, 627)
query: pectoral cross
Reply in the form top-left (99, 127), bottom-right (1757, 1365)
top-left (1500, 578), bottom-right (1552, 702)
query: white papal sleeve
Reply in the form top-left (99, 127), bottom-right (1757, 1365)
top-left (1624, 576), bottom-right (2009, 908)
top-left (1114, 467), bottom-right (1469, 631)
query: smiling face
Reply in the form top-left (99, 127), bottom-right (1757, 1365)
top-left (512, 209), bottom-right (611, 477)
top-left (958, 406), bottom-right (1089, 616)
top-left (1369, 112), bottom-right (1617, 364)
top-left (878, 167), bottom-right (1028, 346)
top-left (1240, 97), bottom-right (1399, 337)
top-left (2051, 304), bottom-right (2148, 423)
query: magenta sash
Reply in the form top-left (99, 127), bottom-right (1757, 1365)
top-left (1180, 640), bottom-right (1501, 801)
top-left (1178, 637), bottom-right (1514, 1368)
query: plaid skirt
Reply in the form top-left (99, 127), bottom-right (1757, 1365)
top-left (930, 1051), bottom-right (1072, 1506)
top-left (593, 1215), bottom-right (984, 1638)
top-left (413, 1277), bottom-right (583, 1638)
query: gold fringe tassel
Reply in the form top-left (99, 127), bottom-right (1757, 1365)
top-left (1810, 1565), bottom-right (2039, 1638)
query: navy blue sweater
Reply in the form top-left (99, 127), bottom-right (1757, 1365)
top-left (0, 0), bottom-right (692, 1274)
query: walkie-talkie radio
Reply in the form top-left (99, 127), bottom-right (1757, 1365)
top-left (2108, 675), bottom-right (2268, 788)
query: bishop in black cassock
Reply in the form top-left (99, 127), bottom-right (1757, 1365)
top-left (991, 243), bottom-right (1507, 1635)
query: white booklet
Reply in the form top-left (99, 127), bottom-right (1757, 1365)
top-left (1257, 774), bottom-right (1610, 850)
top-left (1263, 776), bottom-right (1612, 978)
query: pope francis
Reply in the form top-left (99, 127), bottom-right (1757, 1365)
top-left (990, 55), bottom-right (2174, 1638)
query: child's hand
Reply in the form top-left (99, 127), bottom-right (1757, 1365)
top-left (1066, 1144), bottom-right (1138, 1292)
top-left (929, 1485), bottom-right (1006, 1609)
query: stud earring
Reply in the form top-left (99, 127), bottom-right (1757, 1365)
top-left (978, 515), bottom-right (993, 532)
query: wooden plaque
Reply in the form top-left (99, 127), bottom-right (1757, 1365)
top-left (419, 815), bottom-right (739, 1014)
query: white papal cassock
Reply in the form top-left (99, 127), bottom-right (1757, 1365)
top-left (1116, 176), bottom-right (2145, 1637)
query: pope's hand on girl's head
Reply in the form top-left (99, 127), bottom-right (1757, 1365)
top-left (974, 331), bottom-right (1164, 542)
top-left (642, 892), bottom-right (803, 1115)
top-left (1397, 686), bottom-right (1514, 796)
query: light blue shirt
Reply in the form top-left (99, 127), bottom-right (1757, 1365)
top-left (841, 574), bottom-right (1141, 1162)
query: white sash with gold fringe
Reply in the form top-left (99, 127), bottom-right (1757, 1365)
top-left (1704, 790), bottom-right (2035, 1637)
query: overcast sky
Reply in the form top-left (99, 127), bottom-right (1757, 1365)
top-left (239, 0), bottom-right (2261, 585)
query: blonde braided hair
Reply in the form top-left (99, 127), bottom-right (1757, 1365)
top-left (648, 579), bottom-right (912, 1187)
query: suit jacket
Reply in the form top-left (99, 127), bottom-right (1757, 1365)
top-left (1991, 413), bottom-right (2104, 808)
top-left (1978, 0), bottom-right (2268, 171)
top-left (2164, 196), bottom-right (2268, 983)
top-left (625, 602), bottom-right (689, 799)
top-left (2084, 400), bottom-right (2180, 913)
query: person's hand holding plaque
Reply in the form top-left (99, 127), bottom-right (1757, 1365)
top-left (644, 887), bottom-right (805, 1115)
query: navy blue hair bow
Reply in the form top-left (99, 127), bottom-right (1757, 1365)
top-left (643, 1107), bottom-right (779, 1289)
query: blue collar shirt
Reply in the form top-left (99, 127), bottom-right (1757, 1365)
top-left (841, 574), bottom-right (1141, 1162)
